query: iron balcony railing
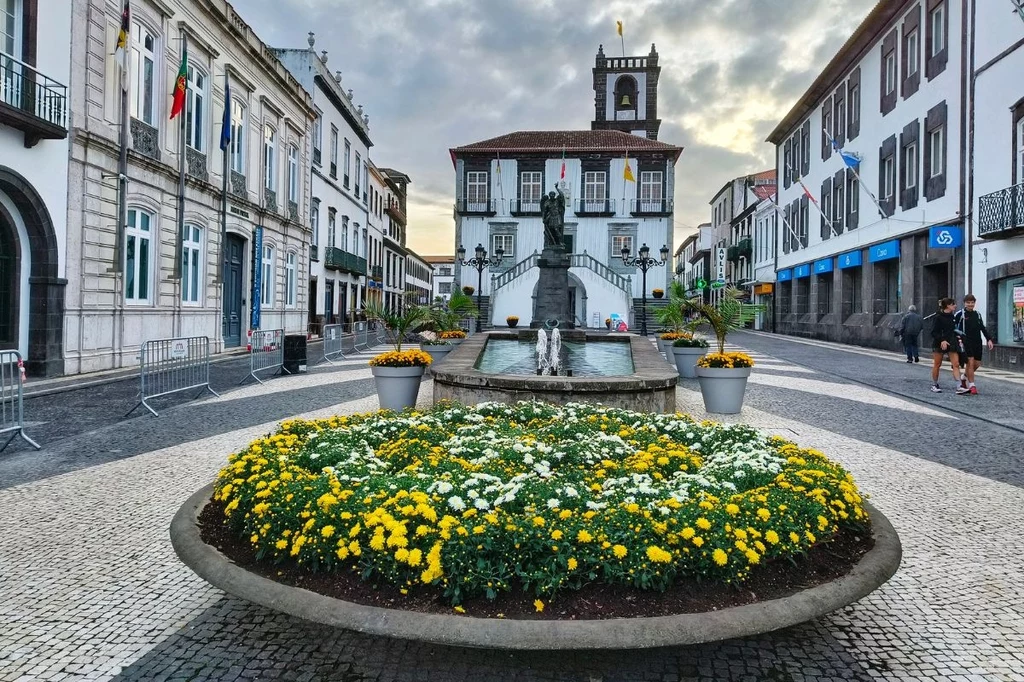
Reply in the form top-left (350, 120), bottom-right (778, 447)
top-left (978, 182), bottom-right (1024, 239)
top-left (574, 198), bottom-right (616, 215)
top-left (309, 244), bottom-right (319, 261)
top-left (456, 197), bottom-right (499, 215)
top-left (324, 247), bottom-right (367, 275)
top-left (510, 198), bottom-right (542, 215)
top-left (0, 52), bottom-right (68, 144)
top-left (371, 265), bottom-right (383, 279)
top-left (629, 198), bottom-right (673, 215)
top-left (738, 237), bottom-right (753, 258)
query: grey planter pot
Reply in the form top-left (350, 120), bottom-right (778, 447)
top-left (657, 338), bottom-right (673, 360)
top-left (371, 365), bottom-right (425, 411)
top-left (695, 366), bottom-right (752, 414)
top-left (672, 346), bottom-right (707, 379)
top-left (420, 345), bottom-right (452, 364)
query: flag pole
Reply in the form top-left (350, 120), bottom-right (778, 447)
top-left (788, 163), bottom-right (836, 234)
top-left (113, 0), bottom-right (131, 276)
top-left (769, 199), bottom-right (802, 245)
top-left (823, 128), bottom-right (888, 221)
top-left (174, 31), bottom-right (188, 282)
top-left (219, 72), bottom-right (230, 285)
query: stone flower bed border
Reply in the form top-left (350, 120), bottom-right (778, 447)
top-left (171, 485), bottom-right (900, 650)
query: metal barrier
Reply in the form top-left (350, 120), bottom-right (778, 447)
top-left (126, 336), bottom-right (220, 418)
top-left (0, 350), bottom-right (39, 452)
top-left (322, 323), bottom-right (346, 364)
top-left (241, 329), bottom-right (290, 385)
top-left (353, 321), bottom-right (369, 351)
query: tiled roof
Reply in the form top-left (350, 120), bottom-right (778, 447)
top-left (451, 130), bottom-right (683, 155)
top-left (752, 185), bottom-right (777, 201)
top-left (423, 255), bottom-right (456, 264)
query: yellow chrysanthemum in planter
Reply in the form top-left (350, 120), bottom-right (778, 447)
top-left (368, 350), bottom-right (433, 368)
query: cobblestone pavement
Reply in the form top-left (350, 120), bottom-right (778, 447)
top-left (1, 338), bottom-right (1023, 681)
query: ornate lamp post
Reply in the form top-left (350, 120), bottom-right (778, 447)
top-left (621, 242), bottom-right (670, 337)
top-left (457, 243), bottom-right (503, 333)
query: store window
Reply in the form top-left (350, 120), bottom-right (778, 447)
top-left (998, 277), bottom-right (1024, 346)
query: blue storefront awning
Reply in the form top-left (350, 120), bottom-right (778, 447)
top-left (813, 258), bottom-right (834, 274)
top-left (777, 269), bottom-right (793, 282)
top-left (868, 239), bottom-right (900, 263)
top-left (838, 250), bottom-right (863, 269)
top-left (793, 263), bottom-right (811, 278)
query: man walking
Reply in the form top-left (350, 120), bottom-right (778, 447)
top-left (898, 305), bottom-right (923, 363)
top-left (954, 294), bottom-right (995, 394)
top-left (930, 297), bottom-right (967, 394)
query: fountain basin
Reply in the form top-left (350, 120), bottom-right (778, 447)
top-left (431, 331), bottom-right (678, 412)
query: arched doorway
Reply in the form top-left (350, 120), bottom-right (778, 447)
top-left (0, 211), bottom-right (18, 349)
top-left (0, 166), bottom-right (65, 376)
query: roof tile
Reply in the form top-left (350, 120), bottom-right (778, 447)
top-left (451, 130), bottom-right (683, 155)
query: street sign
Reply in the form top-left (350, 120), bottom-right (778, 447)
top-left (715, 247), bottom-right (726, 282)
top-left (696, 278), bottom-right (707, 290)
top-left (711, 279), bottom-right (726, 289)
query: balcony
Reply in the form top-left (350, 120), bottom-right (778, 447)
top-left (0, 53), bottom-right (68, 147)
top-left (978, 182), bottom-right (1024, 239)
top-left (726, 245), bottom-right (740, 263)
top-left (324, 247), bottom-right (367, 276)
top-left (510, 198), bottom-right (541, 216)
top-left (629, 198), bottom-right (674, 216)
top-left (455, 197), bottom-right (498, 216)
top-left (574, 198), bottom-right (616, 216)
top-left (738, 237), bottom-right (753, 259)
top-left (371, 265), bottom-right (383, 279)
top-left (386, 198), bottom-right (407, 225)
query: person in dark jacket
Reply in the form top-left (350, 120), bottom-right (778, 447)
top-left (898, 305), bottom-right (923, 363)
top-left (930, 297), bottom-right (967, 394)
top-left (954, 294), bottom-right (995, 394)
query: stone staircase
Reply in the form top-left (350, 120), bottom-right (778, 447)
top-left (632, 298), bottom-right (671, 335)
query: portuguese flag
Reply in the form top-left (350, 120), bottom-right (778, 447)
top-left (169, 48), bottom-right (187, 120)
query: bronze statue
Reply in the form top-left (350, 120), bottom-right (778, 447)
top-left (540, 185), bottom-right (566, 248)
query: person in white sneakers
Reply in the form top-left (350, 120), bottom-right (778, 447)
top-left (929, 297), bottom-right (968, 394)
top-left (954, 294), bottom-right (994, 395)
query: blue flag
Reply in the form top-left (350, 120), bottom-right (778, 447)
top-left (841, 151), bottom-right (861, 169)
top-left (220, 80), bottom-right (232, 152)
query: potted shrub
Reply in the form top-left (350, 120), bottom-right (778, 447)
top-left (506, 315), bottom-right (519, 328)
top-left (439, 330), bottom-right (467, 345)
top-left (365, 300), bottom-right (432, 411)
top-left (462, 285), bottom-right (475, 296)
top-left (654, 281), bottom-right (702, 358)
top-left (418, 332), bottom-right (454, 364)
top-left (682, 287), bottom-right (763, 414)
top-left (671, 335), bottom-right (709, 379)
top-left (658, 331), bottom-right (685, 359)
top-left (652, 288), bottom-right (665, 299)
top-left (429, 291), bottom-right (477, 343)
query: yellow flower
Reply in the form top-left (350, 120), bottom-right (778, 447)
top-left (733, 528), bottom-right (748, 541)
top-left (576, 530), bottom-right (593, 543)
top-left (454, 605), bottom-right (466, 613)
top-left (646, 545), bottom-right (672, 563)
top-left (567, 558), bottom-right (578, 570)
top-left (550, 530), bottom-right (564, 540)
top-left (805, 531), bottom-right (817, 543)
top-left (532, 516), bottom-right (546, 527)
top-left (681, 527), bottom-right (696, 540)
top-left (612, 544), bottom-right (628, 559)
top-left (817, 515), bottom-right (829, 531)
top-left (559, 510), bottom-right (572, 520)
top-left (534, 599), bottom-right (545, 612)
top-left (275, 539), bottom-right (288, 550)
top-left (696, 517), bottom-right (712, 531)
top-left (321, 526), bottom-right (335, 538)
top-left (757, 508), bottom-right (771, 521)
top-left (712, 548), bottom-right (728, 566)
top-left (335, 546), bottom-right (349, 560)
top-left (765, 530), bottom-right (780, 545)
top-left (253, 502), bottom-right (270, 515)
top-left (790, 531), bottom-right (801, 544)
top-left (745, 549), bottom-right (760, 565)
top-left (725, 503), bottom-right (740, 516)
top-left (407, 548), bottom-right (423, 566)
top-left (692, 536), bottom-right (705, 547)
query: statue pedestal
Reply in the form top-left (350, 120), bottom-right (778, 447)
top-left (531, 247), bottom-right (574, 329)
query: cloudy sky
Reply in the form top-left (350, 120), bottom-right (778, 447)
top-left (240, 0), bottom-right (877, 256)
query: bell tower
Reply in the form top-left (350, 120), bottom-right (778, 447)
top-left (591, 43), bottom-right (661, 140)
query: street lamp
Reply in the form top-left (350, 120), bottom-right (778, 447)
top-left (457, 243), bottom-right (503, 333)
top-left (621, 242), bottom-right (670, 337)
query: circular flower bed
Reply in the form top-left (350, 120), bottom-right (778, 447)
top-left (214, 402), bottom-right (868, 608)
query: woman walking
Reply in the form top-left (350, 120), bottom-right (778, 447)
top-left (930, 298), bottom-right (967, 394)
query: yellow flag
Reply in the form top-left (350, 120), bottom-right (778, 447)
top-left (623, 153), bottom-right (635, 183)
top-left (616, 20), bottom-right (623, 37)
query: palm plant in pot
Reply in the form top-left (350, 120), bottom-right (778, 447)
top-left (429, 290), bottom-right (476, 345)
top-left (671, 334), bottom-right (710, 379)
top-left (365, 300), bottom-right (432, 411)
top-left (655, 281), bottom-right (700, 359)
top-left (681, 287), bottom-right (763, 414)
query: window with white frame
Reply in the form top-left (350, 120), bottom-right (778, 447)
top-left (466, 171), bottom-right (488, 209)
top-left (354, 152), bottom-right (361, 196)
top-left (612, 234), bottom-right (633, 256)
top-left (929, 126), bottom-right (944, 178)
top-left (185, 65), bottom-right (206, 152)
top-left (260, 245), bottom-right (274, 306)
top-left (288, 144), bottom-right (299, 202)
top-left (285, 252), bottom-right (297, 308)
top-left (125, 208), bottom-right (153, 303)
top-left (848, 173), bottom-right (859, 218)
top-left (492, 234), bottom-right (514, 258)
top-left (930, 3), bottom-right (945, 57)
top-left (341, 215), bottom-right (349, 251)
top-left (883, 155), bottom-right (896, 198)
top-left (327, 211), bottom-right (336, 247)
top-left (343, 139), bottom-right (351, 187)
top-left (906, 29), bottom-right (919, 76)
top-left (363, 163), bottom-right (369, 202)
top-left (640, 170), bottom-right (663, 209)
top-left (351, 223), bottom-right (359, 256)
top-left (330, 126), bottom-right (338, 178)
top-left (310, 203), bottom-right (319, 246)
top-left (849, 84), bottom-right (861, 130)
top-left (519, 171), bottom-right (542, 211)
top-left (584, 170), bottom-right (607, 211)
top-left (181, 224), bottom-right (202, 303)
top-left (884, 50), bottom-right (896, 95)
top-left (229, 99), bottom-right (245, 174)
top-left (263, 125), bottom-right (276, 191)
top-left (1, 0), bottom-right (21, 63)
top-left (312, 111), bottom-right (322, 162)
top-left (905, 142), bottom-right (918, 189)
top-left (130, 22), bottom-right (157, 125)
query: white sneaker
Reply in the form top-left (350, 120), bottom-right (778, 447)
top-left (930, 384), bottom-right (942, 393)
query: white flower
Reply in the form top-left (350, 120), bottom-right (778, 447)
top-left (547, 498), bottom-right (560, 509)
top-left (563, 486), bottom-right (579, 498)
top-left (448, 496), bottom-right (466, 511)
top-left (435, 481), bottom-right (454, 494)
top-left (467, 489), bottom-right (480, 499)
top-left (473, 498), bottom-right (489, 510)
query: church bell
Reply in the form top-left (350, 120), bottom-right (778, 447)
top-left (620, 94), bottom-right (632, 107)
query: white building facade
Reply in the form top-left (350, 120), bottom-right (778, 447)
top-left (426, 255), bottom-right (455, 303)
top-left (450, 130), bottom-right (681, 329)
top-left (1, 0), bottom-right (71, 376)
top-left (752, 196), bottom-right (779, 330)
top-left (380, 168), bottom-right (410, 312)
top-left (65, 0), bottom-right (314, 374)
top-left (768, 0), bottom-right (966, 350)
top-left (969, 0), bottom-right (1024, 370)
top-left (405, 251), bottom-right (431, 306)
top-left (276, 39), bottom-right (371, 330)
